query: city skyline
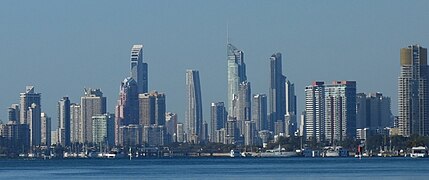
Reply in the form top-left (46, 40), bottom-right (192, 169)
top-left (0, 1), bottom-right (429, 130)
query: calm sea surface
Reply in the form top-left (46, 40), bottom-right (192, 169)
top-left (1, 157), bottom-right (428, 179)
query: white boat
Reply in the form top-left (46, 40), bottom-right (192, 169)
top-left (260, 145), bottom-right (298, 157)
top-left (323, 146), bottom-right (349, 157)
top-left (410, 146), bottom-right (428, 158)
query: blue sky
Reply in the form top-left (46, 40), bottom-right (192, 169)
top-left (0, 1), bottom-right (428, 128)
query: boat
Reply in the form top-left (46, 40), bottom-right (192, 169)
top-left (260, 145), bottom-right (298, 157)
top-left (323, 146), bottom-right (349, 157)
top-left (410, 146), bottom-right (428, 158)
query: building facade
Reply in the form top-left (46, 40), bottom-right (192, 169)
top-left (324, 81), bottom-right (356, 144)
top-left (269, 53), bottom-right (286, 132)
top-left (210, 102), bottom-right (227, 142)
top-left (252, 94), bottom-right (268, 131)
top-left (81, 88), bottom-right (107, 143)
top-left (130, 44), bottom-right (148, 94)
top-left (41, 112), bottom-right (51, 147)
top-left (115, 77), bottom-right (139, 145)
top-left (227, 43), bottom-right (247, 114)
top-left (57, 97), bottom-right (71, 146)
top-left (398, 45), bottom-right (429, 136)
top-left (304, 81), bottom-right (325, 142)
top-left (186, 70), bottom-right (203, 143)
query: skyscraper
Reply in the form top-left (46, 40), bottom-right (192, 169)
top-left (186, 69), bottom-right (203, 143)
top-left (305, 81), bottom-right (325, 142)
top-left (41, 112), bottom-right (51, 147)
top-left (210, 102), bottom-right (227, 142)
top-left (176, 123), bottom-right (184, 143)
top-left (356, 92), bottom-right (393, 129)
top-left (269, 53), bottom-right (286, 132)
top-left (20, 86), bottom-right (41, 125)
top-left (8, 104), bottom-right (20, 122)
top-left (324, 81), bottom-right (356, 144)
top-left (398, 45), bottom-right (429, 137)
top-left (115, 77), bottom-right (139, 145)
top-left (20, 86), bottom-right (41, 147)
top-left (58, 97), bottom-right (71, 146)
top-left (165, 112), bottom-right (178, 142)
top-left (252, 94), bottom-right (267, 131)
top-left (138, 91), bottom-right (166, 126)
top-left (285, 80), bottom-right (297, 137)
top-left (28, 103), bottom-right (41, 146)
top-left (70, 103), bottom-right (81, 143)
top-left (227, 43), bottom-right (246, 114)
top-left (81, 88), bottom-right (107, 143)
top-left (236, 81), bottom-right (251, 135)
top-left (92, 114), bottom-right (114, 146)
top-left (130, 44), bottom-right (148, 94)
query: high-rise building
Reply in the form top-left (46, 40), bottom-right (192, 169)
top-left (81, 88), bottom-right (107, 143)
top-left (176, 123), bottom-right (184, 143)
top-left (20, 86), bottom-right (41, 125)
top-left (138, 91), bottom-right (166, 126)
top-left (356, 92), bottom-right (393, 129)
top-left (299, 111), bottom-right (306, 137)
top-left (115, 77), bottom-right (139, 145)
top-left (324, 81), bottom-right (357, 144)
top-left (285, 113), bottom-right (297, 137)
top-left (130, 44), bottom-right (148, 94)
top-left (201, 121), bottom-right (209, 143)
top-left (28, 103), bottom-right (41, 146)
top-left (236, 81), bottom-right (251, 135)
top-left (142, 125), bottom-right (165, 146)
top-left (186, 70), bottom-right (203, 143)
top-left (305, 81), bottom-right (325, 142)
top-left (0, 121), bottom-right (30, 153)
top-left (210, 102), bottom-right (227, 142)
top-left (165, 112), bottom-right (178, 142)
top-left (227, 43), bottom-right (247, 114)
top-left (269, 53), bottom-right (286, 132)
top-left (398, 45), bottom-right (429, 137)
top-left (252, 94), bottom-right (268, 131)
top-left (138, 91), bottom-right (166, 145)
top-left (225, 117), bottom-right (237, 144)
top-left (118, 124), bottom-right (142, 146)
top-left (41, 112), bottom-right (51, 147)
top-left (285, 80), bottom-right (297, 116)
top-left (70, 103), bottom-right (81, 143)
top-left (58, 97), bottom-right (71, 146)
top-left (8, 104), bottom-right (20, 122)
top-left (244, 121), bottom-right (255, 146)
top-left (92, 114), bottom-right (114, 146)
top-left (285, 80), bottom-right (297, 137)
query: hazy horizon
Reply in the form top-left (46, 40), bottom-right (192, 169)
top-left (1, 1), bottom-right (428, 129)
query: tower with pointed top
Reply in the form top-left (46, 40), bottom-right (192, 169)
top-left (227, 44), bottom-right (246, 115)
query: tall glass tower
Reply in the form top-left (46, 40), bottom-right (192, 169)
top-left (227, 44), bottom-right (246, 114)
top-left (115, 77), bottom-right (139, 145)
top-left (398, 45), bottom-right (429, 137)
top-left (186, 70), bottom-right (203, 143)
top-left (269, 53), bottom-right (286, 131)
top-left (130, 44), bottom-right (148, 94)
top-left (58, 96), bottom-right (71, 146)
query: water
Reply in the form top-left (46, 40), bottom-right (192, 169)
top-left (1, 157), bottom-right (428, 179)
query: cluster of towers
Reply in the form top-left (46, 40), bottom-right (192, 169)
top-left (0, 44), bottom-right (427, 153)
top-left (207, 44), bottom-right (297, 146)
